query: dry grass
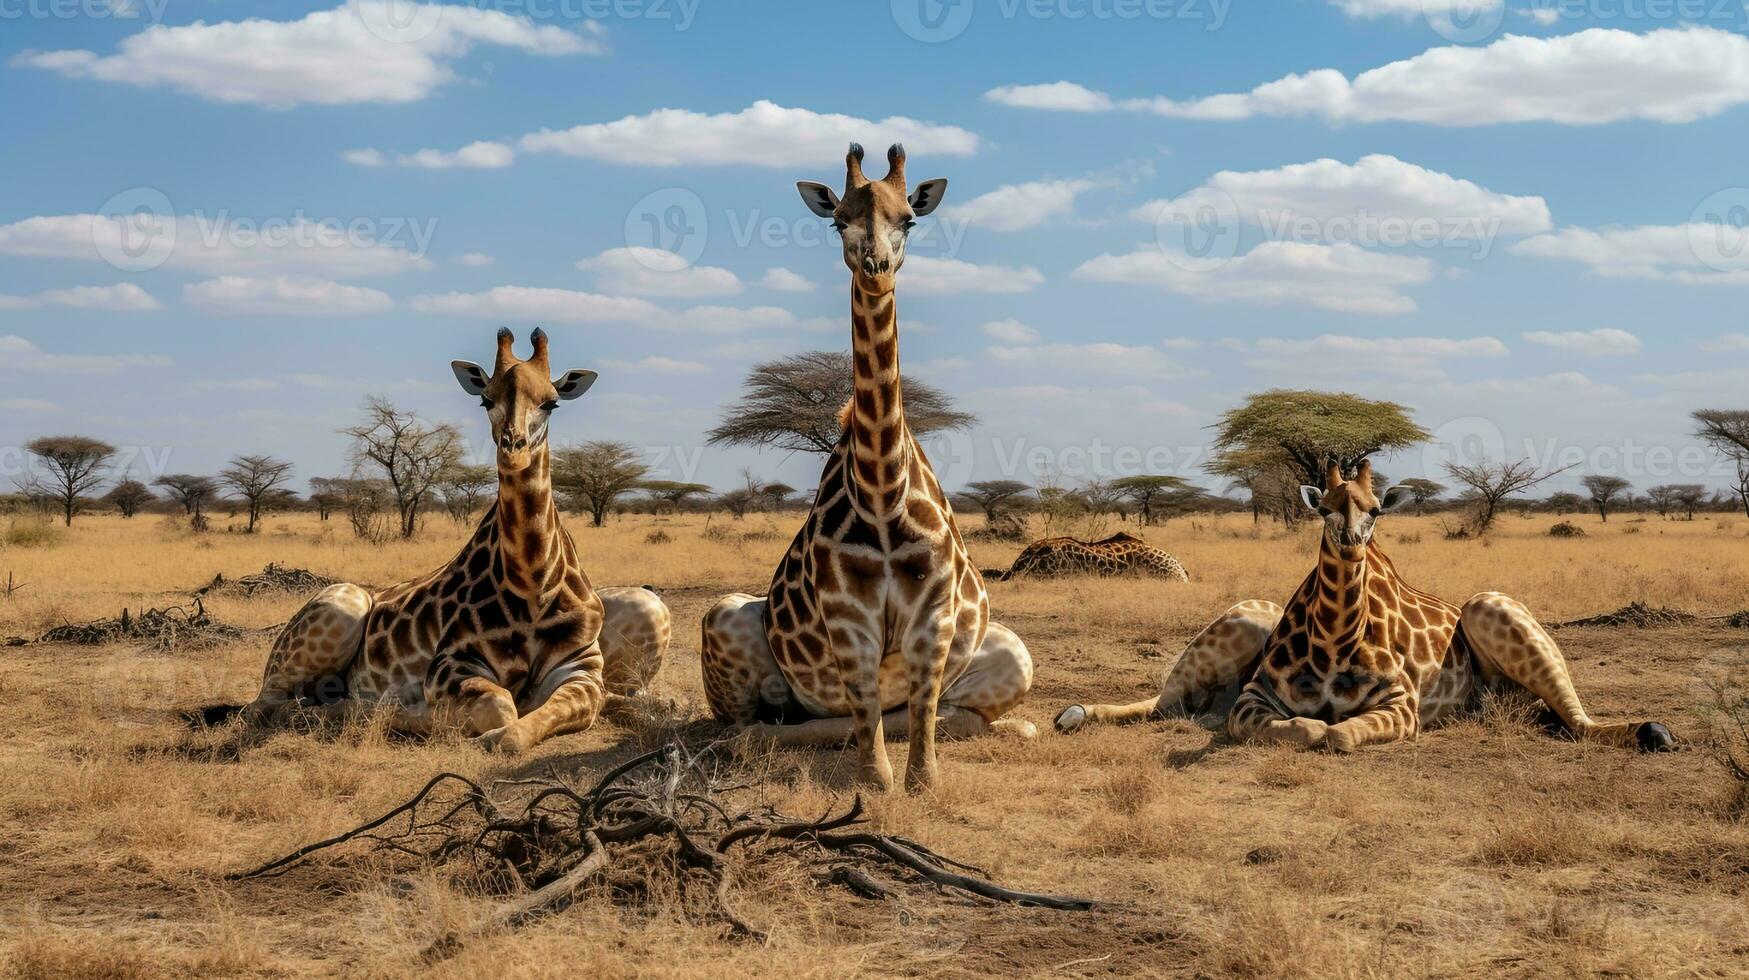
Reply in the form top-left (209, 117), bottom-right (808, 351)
top-left (2, 510), bottom-right (1747, 977)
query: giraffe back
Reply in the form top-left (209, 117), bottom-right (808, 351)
top-left (1003, 532), bottom-right (1189, 581)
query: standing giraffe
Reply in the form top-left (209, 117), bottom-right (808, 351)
top-left (701, 144), bottom-right (1035, 792)
top-left (237, 329), bottom-right (671, 754)
top-left (1055, 460), bottom-right (1674, 753)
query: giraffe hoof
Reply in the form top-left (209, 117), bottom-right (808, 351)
top-left (1053, 705), bottom-right (1088, 734)
top-left (1633, 722), bottom-right (1676, 753)
top-left (473, 726), bottom-right (531, 756)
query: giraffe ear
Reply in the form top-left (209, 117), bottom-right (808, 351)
top-left (554, 369), bottom-right (598, 401)
top-left (796, 181), bottom-right (841, 218)
top-left (451, 360), bottom-right (489, 396)
top-left (908, 178), bottom-right (947, 216)
top-left (1380, 485), bottom-right (1416, 513)
top-left (1299, 486), bottom-right (1326, 513)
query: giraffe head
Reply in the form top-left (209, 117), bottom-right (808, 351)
top-left (1299, 460), bottom-right (1415, 558)
top-left (797, 143), bottom-right (947, 293)
top-left (450, 328), bottom-right (597, 473)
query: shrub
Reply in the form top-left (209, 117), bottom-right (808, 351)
top-left (1, 518), bottom-right (63, 549)
top-left (644, 530), bottom-right (673, 545)
top-left (1548, 521), bottom-right (1586, 538)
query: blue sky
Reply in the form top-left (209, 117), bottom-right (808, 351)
top-left (5, 0), bottom-right (1749, 497)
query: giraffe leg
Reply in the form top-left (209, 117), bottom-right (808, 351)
top-left (479, 647), bottom-right (609, 754)
top-left (1460, 592), bottom-right (1674, 752)
top-left (1055, 600), bottom-right (1281, 734)
top-left (825, 614), bottom-right (895, 792)
top-left (598, 586), bottom-right (672, 698)
top-left (241, 584), bottom-right (372, 727)
top-left (900, 611), bottom-right (960, 793)
top-left (423, 644), bottom-right (521, 748)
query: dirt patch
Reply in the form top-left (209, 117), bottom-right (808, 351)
top-left (195, 562), bottom-right (338, 599)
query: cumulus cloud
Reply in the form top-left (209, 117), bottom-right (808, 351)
top-left (1509, 223), bottom-right (1749, 285)
top-left (183, 276), bottom-right (394, 315)
top-left (342, 141), bottom-right (515, 169)
top-left (990, 28), bottom-right (1749, 127)
top-left (454, 252), bottom-right (495, 267)
top-left (983, 81), bottom-right (1115, 112)
top-left (756, 268), bottom-right (813, 292)
top-left (1074, 241), bottom-right (1435, 314)
top-left (1133, 155), bottom-right (1550, 243)
top-left (410, 285), bottom-right (814, 333)
top-left (576, 247), bottom-right (742, 298)
top-left (600, 355), bottom-right (710, 375)
top-left (1328, 0), bottom-right (1499, 17)
top-left (0, 282), bottom-right (162, 311)
top-left (986, 342), bottom-right (1184, 379)
top-left (943, 179), bottom-right (1097, 233)
top-left (901, 256), bottom-right (1044, 295)
top-left (1220, 334), bottom-right (1509, 381)
top-left (1522, 328), bottom-right (1641, 356)
top-left (519, 100), bottom-right (979, 167)
top-left (981, 319), bottom-right (1041, 344)
top-left (1701, 334), bottom-right (1749, 352)
top-left (12, 1), bottom-right (602, 109)
top-left (0, 213), bottom-right (430, 279)
top-left (0, 334), bottom-right (172, 374)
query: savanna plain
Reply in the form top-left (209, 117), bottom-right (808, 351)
top-left (1, 508), bottom-right (1747, 978)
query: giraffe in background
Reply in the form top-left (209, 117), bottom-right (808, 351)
top-left (992, 532), bottom-right (1189, 582)
top-left (1056, 460), bottom-right (1674, 754)
top-left (701, 143), bottom-right (1034, 792)
top-left (238, 329), bottom-right (671, 754)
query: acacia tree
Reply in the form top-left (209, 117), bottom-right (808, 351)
top-left (761, 483), bottom-right (797, 511)
top-left (1581, 475), bottom-right (1631, 522)
top-left (1546, 491), bottom-right (1586, 516)
top-left (1398, 478), bottom-right (1446, 516)
top-left (1646, 485), bottom-right (1677, 518)
top-left (104, 478), bottom-right (154, 518)
top-left (639, 480), bottom-right (714, 514)
top-left (218, 454), bottom-right (294, 533)
top-left (1111, 475), bottom-right (1198, 526)
top-left (308, 477), bottom-right (344, 521)
top-left (154, 474), bottom-right (218, 531)
top-left (554, 441), bottom-right (649, 527)
top-left (20, 436), bottom-right (116, 526)
top-left (1694, 409), bottom-right (1749, 517)
top-left (1445, 459), bottom-right (1570, 535)
top-left (438, 463), bottom-right (497, 523)
top-left (1211, 390), bottom-right (1428, 487)
top-left (706, 350), bottom-right (975, 454)
top-left (342, 397), bottom-right (463, 539)
top-left (956, 480), bottom-right (1032, 520)
top-left (1671, 484), bottom-right (1709, 520)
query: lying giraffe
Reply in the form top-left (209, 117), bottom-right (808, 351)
top-left (239, 329), bottom-right (671, 754)
top-left (992, 532), bottom-right (1188, 582)
top-left (1056, 460), bottom-right (1674, 753)
top-left (702, 143), bottom-right (1035, 792)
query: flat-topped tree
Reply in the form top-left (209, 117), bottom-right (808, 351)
top-left (957, 480), bottom-right (1033, 521)
top-left (639, 480), bottom-right (713, 513)
top-left (554, 441), bottom-right (649, 527)
top-left (21, 436), bottom-right (116, 526)
top-left (1581, 475), bottom-right (1631, 522)
top-left (104, 478), bottom-right (154, 518)
top-left (219, 454), bottom-right (294, 533)
top-left (1212, 390), bottom-right (1428, 487)
top-left (1111, 475), bottom-right (1199, 526)
top-left (1397, 478), bottom-right (1445, 516)
top-left (707, 349), bottom-right (974, 455)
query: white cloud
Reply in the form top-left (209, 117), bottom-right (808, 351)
top-left (0, 282), bottom-right (162, 311)
top-left (1074, 241), bottom-right (1435, 314)
top-left (13, 1), bottom-right (601, 109)
top-left (0, 334), bottom-right (171, 374)
top-left (576, 247), bottom-right (742, 298)
top-left (454, 252), bottom-right (495, 267)
top-left (1509, 223), bottom-right (1749, 285)
top-left (1329, 0), bottom-right (1500, 17)
top-left (1133, 154), bottom-right (1550, 241)
top-left (983, 81), bottom-right (1115, 112)
top-left (183, 276), bottom-right (393, 315)
top-left (600, 355), bottom-right (710, 375)
top-left (1701, 334), bottom-right (1749, 352)
top-left (0, 213), bottom-right (430, 279)
top-left (943, 178), bottom-right (1096, 233)
top-left (1522, 328), bottom-right (1641, 356)
top-left (1517, 6), bottom-right (1562, 25)
top-left (1221, 334), bottom-right (1509, 381)
top-left (409, 285), bottom-right (812, 333)
top-left (343, 141), bottom-right (515, 169)
top-left (756, 268), bottom-right (814, 292)
top-left (995, 28), bottom-right (1749, 127)
top-left (519, 100), bottom-right (979, 167)
top-left (980, 319), bottom-right (1041, 344)
top-left (986, 342), bottom-right (1184, 379)
top-left (901, 256), bottom-right (1044, 295)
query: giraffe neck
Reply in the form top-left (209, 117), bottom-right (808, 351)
top-left (846, 278), bottom-right (910, 514)
top-left (492, 443), bottom-right (566, 598)
top-left (1307, 537), bottom-right (1372, 649)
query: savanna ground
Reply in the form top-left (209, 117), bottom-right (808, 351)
top-left (2, 506), bottom-right (1747, 978)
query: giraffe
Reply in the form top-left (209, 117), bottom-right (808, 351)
top-left (700, 143), bottom-right (1035, 792)
top-left (991, 532), bottom-right (1189, 582)
top-left (237, 328), bottom-right (672, 755)
top-left (1055, 460), bottom-right (1675, 754)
